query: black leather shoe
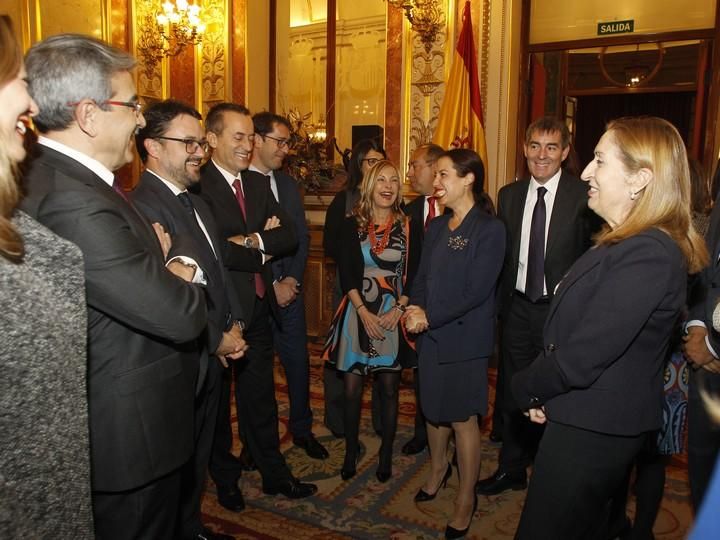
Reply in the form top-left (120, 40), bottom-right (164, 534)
top-left (216, 484), bottom-right (245, 512)
top-left (196, 527), bottom-right (235, 540)
top-left (263, 477), bottom-right (318, 499)
top-left (445, 495), bottom-right (477, 539)
top-left (401, 436), bottom-right (428, 455)
top-left (415, 463), bottom-right (452, 502)
top-left (475, 470), bottom-right (527, 496)
top-left (238, 448), bottom-right (256, 472)
top-left (293, 434), bottom-right (330, 460)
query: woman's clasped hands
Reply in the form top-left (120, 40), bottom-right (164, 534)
top-left (403, 305), bottom-right (429, 334)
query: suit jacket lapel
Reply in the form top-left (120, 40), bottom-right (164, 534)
top-left (42, 147), bottom-right (163, 258)
top-left (241, 170), bottom-right (271, 232)
top-left (207, 161), bottom-right (247, 232)
top-left (545, 245), bottom-right (602, 323)
top-left (509, 181), bottom-right (529, 265)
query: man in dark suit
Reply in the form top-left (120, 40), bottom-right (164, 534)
top-left (684, 199), bottom-right (720, 511)
top-left (131, 100), bottom-right (248, 540)
top-left (21, 35), bottom-right (208, 539)
top-left (249, 112), bottom-right (329, 460)
top-left (477, 116), bottom-right (598, 496)
top-left (400, 142), bottom-right (445, 455)
top-left (200, 103), bottom-right (317, 506)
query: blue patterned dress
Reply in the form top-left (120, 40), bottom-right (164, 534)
top-left (324, 219), bottom-right (407, 375)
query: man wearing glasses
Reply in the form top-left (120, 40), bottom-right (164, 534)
top-left (131, 100), bottom-right (249, 540)
top-left (200, 103), bottom-right (317, 510)
top-left (21, 35), bottom-right (208, 538)
top-left (249, 112), bottom-right (329, 461)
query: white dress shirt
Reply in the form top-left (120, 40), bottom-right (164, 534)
top-left (515, 169), bottom-right (562, 295)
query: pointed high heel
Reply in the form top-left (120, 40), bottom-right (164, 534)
top-left (340, 466), bottom-right (356, 480)
top-left (414, 462), bottom-right (452, 502)
top-left (340, 453), bottom-right (358, 481)
top-left (444, 495), bottom-right (477, 539)
top-left (376, 445), bottom-right (393, 483)
top-left (376, 468), bottom-right (392, 483)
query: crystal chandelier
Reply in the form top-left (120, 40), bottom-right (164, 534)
top-left (138, 0), bottom-right (206, 70)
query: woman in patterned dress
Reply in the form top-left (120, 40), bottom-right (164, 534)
top-left (324, 160), bottom-right (409, 483)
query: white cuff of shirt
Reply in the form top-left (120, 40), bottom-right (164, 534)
top-left (685, 320), bottom-right (719, 359)
top-left (254, 233), bottom-right (269, 264)
top-left (167, 255), bottom-right (207, 285)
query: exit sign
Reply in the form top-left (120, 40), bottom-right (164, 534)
top-left (597, 20), bottom-right (635, 36)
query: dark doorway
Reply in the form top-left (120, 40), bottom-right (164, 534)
top-left (574, 92), bottom-right (695, 168)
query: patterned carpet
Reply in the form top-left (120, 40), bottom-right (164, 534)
top-left (202, 350), bottom-right (694, 539)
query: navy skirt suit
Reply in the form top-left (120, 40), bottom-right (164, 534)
top-left (511, 228), bottom-right (686, 539)
top-left (410, 205), bottom-right (505, 424)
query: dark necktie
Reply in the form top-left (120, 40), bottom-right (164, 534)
top-left (177, 192), bottom-right (207, 241)
top-left (232, 177), bottom-right (265, 298)
top-left (424, 196), bottom-right (437, 231)
top-left (177, 191), bottom-right (196, 218)
top-left (525, 186), bottom-right (547, 302)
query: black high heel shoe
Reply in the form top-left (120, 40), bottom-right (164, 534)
top-left (376, 467), bottom-right (391, 483)
top-left (375, 446), bottom-right (393, 483)
top-left (340, 454), bottom-right (358, 481)
top-left (444, 495), bottom-right (477, 539)
top-left (414, 463), bottom-right (452, 502)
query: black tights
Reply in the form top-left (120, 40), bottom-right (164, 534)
top-left (343, 371), bottom-right (399, 472)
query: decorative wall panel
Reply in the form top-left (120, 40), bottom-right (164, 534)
top-left (200, 0), bottom-right (229, 115)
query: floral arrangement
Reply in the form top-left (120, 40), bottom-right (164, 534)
top-left (283, 109), bottom-right (345, 192)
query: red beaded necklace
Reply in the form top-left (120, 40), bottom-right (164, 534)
top-left (368, 214), bottom-right (394, 255)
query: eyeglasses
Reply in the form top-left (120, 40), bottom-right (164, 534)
top-left (66, 99), bottom-right (143, 116)
top-left (103, 100), bottom-right (143, 115)
top-left (362, 157), bottom-right (381, 167)
top-left (262, 134), bottom-right (293, 150)
top-left (155, 136), bottom-right (210, 154)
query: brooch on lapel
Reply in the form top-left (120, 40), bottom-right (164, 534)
top-left (448, 235), bottom-right (469, 251)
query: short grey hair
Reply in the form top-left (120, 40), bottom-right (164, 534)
top-left (25, 33), bottom-right (136, 133)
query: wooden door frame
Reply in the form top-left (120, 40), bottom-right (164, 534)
top-left (517, 0), bottom-right (720, 177)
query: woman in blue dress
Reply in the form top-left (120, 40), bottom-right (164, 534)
top-left (324, 160), bottom-right (410, 482)
top-left (405, 149), bottom-right (505, 539)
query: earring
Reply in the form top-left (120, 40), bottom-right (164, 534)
top-left (630, 191), bottom-right (637, 200)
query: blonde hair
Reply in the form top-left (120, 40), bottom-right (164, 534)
top-left (595, 116), bottom-right (708, 274)
top-left (353, 160), bottom-right (404, 229)
top-left (0, 15), bottom-right (24, 262)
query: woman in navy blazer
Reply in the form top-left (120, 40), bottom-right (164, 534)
top-left (406, 149), bottom-right (505, 539)
top-left (511, 117), bottom-right (708, 540)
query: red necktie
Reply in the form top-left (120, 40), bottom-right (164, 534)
top-left (232, 178), bottom-right (247, 217)
top-left (424, 196), bottom-right (437, 231)
top-left (232, 178), bottom-right (265, 298)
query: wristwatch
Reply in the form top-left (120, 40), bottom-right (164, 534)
top-left (242, 236), bottom-right (254, 249)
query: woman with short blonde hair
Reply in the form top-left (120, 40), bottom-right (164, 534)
top-left (512, 116), bottom-right (707, 539)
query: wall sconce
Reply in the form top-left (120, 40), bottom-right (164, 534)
top-left (385, 0), bottom-right (444, 53)
top-left (137, 0), bottom-right (206, 70)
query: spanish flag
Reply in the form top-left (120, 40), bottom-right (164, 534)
top-left (432, 0), bottom-right (487, 170)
